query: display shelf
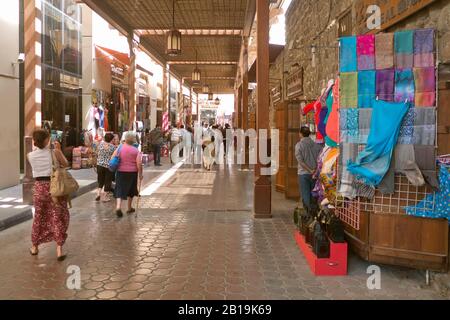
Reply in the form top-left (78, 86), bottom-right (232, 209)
top-left (294, 231), bottom-right (348, 276)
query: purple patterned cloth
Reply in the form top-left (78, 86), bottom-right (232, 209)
top-left (394, 69), bottom-right (415, 104)
top-left (376, 69), bottom-right (395, 102)
top-left (357, 35), bottom-right (375, 70)
top-left (414, 29), bottom-right (435, 68)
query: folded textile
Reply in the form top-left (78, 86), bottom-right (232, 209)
top-left (414, 67), bottom-right (436, 107)
top-left (340, 36), bottom-right (357, 72)
top-left (357, 35), bottom-right (375, 70)
top-left (395, 30), bottom-right (414, 69)
top-left (394, 144), bottom-right (425, 186)
top-left (338, 143), bottom-right (359, 199)
top-left (376, 33), bottom-right (394, 69)
top-left (358, 70), bottom-right (376, 108)
top-left (376, 69), bottom-right (395, 102)
top-left (340, 72), bottom-right (358, 107)
top-left (347, 100), bottom-right (410, 186)
top-left (398, 108), bottom-right (415, 145)
top-left (414, 29), bottom-right (435, 68)
top-left (405, 166), bottom-right (450, 220)
top-left (394, 69), bottom-right (415, 104)
top-left (413, 124), bottom-right (435, 145)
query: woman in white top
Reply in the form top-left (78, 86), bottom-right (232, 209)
top-left (27, 129), bottom-right (70, 261)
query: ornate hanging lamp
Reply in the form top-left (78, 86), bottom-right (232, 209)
top-left (192, 50), bottom-right (201, 85)
top-left (202, 84), bottom-right (210, 94)
top-left (214, 96), bottom-right (220, 106)
top-left (208, 92), bottom-right (214, 101)
top-left (166, 0), bottom-right (181, 56)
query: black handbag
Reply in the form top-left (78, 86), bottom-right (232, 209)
top-left (313, 223), bottom-right (330, 258)
top-left (293, 207), bottom-right (301, 226)
top-left (305, 218), bottom-right (319, 245)
top-left (298, 208), bottom-right (311, 235)
top-left (327, 214), bottom-right (345, 243)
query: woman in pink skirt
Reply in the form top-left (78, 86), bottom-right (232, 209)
top-left (27, 129), bottom-right (70, 261)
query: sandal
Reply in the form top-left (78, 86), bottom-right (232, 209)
top-left (126, 208), bottom-right (136, 214)
top-left (116, 209), bottom-right (124, 218)
top-left (29, 248), bottom-right (39, 256)
top-left (57, 255), bottom-right (67, 262)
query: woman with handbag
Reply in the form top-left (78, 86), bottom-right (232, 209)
top-left (95, 133), bottom-right (116, 202)
top-left (27, 129), bottom-right (70, 261)
top-left (111, 132), bottom-right (143, 218)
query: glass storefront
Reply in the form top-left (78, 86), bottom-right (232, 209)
top-left (41, 0), bottom-right (82, 150)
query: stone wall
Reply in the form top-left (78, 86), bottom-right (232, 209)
top-left (269, 0), bottom-right (450, 128)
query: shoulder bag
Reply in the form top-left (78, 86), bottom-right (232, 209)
top-left (50, 151), bottom-right (79, 198)
top-left (108, 144), bottom-right (123, 172)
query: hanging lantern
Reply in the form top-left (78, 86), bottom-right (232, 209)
top-left (202, 84), bottom-right (209, 94)
top-left (191, 50), bottom-right (201, 85)
top-left (214, 97), bottom-right (220, 106)
top-left (208, 92), bottom-right (214, 101)
top-left (166, 0), bottom-right (181, 56)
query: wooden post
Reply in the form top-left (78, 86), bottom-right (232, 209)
top-left (128, 36), bottom-right (137, 130)
top-left (253, 0), bottom-right (272, 218)
top-left (242, 37), bottom-right (250, 169)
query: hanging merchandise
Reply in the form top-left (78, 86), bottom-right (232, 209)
top-left (413, 29), bottom-right (435, 68)
top-left (340, 72), bottom-right (358, 108)
top-left (302, 99), bottom-right (324, 143)
top-left (357, 34), bottom-right (375, 71)
top-left (319, 147), bottom-right (339, 203)
top-left (340, 36), bottom-right (357, 73)
top-left (394, 69), bottom-right (415, 104)
top-left (413, 67), bottom-right (436, 107)
top-left (394, 30), bottom-right (414, 69)
top-left (376, 68), bottom-right (395, 102)
top-left (325, 78), bottom-right (340, 146)
top-left (347, 99), bottom-right (410, 186)
top-left (358, 70), bottom-right (376, 108)
top-left (375, 33), bottom-right (394, 70)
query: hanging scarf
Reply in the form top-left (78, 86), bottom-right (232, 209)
top-left (347, 99), bottom-right (410, 186)
top-left (358, 70), bottom-right (376, 108)
top-left (340, 72), bottom-right (358, 108)
top-left (394, 30), bottom-right (414, 69)
top-left (357, 34), bottom-right (375, 70)
top-left (414, 67), bottom-right (436, 107)
top-left (394, 69), bottom-right (415, 104)
top-left (414, 29), bottom-right (434, 68)
top-left (375, 33), bottom-right (394, 70)
top-left (325, 78), bottom-right (340, 146)
top-left (340, 36), bottom-right (357, 73)
top-left (376, 69), bottom-right (395, 102)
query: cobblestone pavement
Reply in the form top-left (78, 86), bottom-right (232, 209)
top-left (0, 162), bottom-right (447, 300)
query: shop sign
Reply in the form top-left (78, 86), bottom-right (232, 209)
top-left (271, 83), bottom-right (282, 104)
top-left (354, 0), bottom-right (437, 34)
top-left (111, 64), bottom-right (124, 77)
top-left (286, 68), bottom-right (303, 99)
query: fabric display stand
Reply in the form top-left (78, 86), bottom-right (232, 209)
top-left (294, 28), bottom-right (448, 274)
top-left (335, 29), bottom-right (448, 272)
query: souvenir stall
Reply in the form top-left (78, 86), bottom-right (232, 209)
top-left (334, 29), bottom-right (448, 272)
top-left (294, 28), bottom-right (449, 275)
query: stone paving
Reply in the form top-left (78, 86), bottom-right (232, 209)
top-left (0, 161), bottom-right (447, 300)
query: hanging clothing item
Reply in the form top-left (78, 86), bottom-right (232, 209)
top-left (337, 143), bottom-right (359, 199)
top-left (340, 72), bottom-right (358, 108)
top-left (357, 34), bottom-right (375, 71)
top-left (99, 107), bottom-right (105, 129)
top-left (394, 69), bottom-right (415, 104)
top-left (398, 108), bottom-right (415, 145)
top-left (358, 70), bottom-right (376, 108)
top-left (376, 69), bottom-right (395, 102)
top-left (104, 108), bottom-right (109, 132)
top-left (405, 166), bottom-right (450, 221)
top-left (414, 145), bottom-right (439, 189)
top-left (325, 78), bottom-right (340, 146)
top-left (312, 146), bottom-right (331, 203)
top-left (340, 36), bottom-right (357, 73)
top-left (394, 30), bottom-right (414, 69)
top-left (414, 29), bottom-right (435, 68)
top-left (414, 67), bottom-right (436, 107)
top-left (347, 99), bottom-right (410, 186)
top-left (303, 99), bottom-right (324, 143)
top-left (394, 144), bottom-right (425, 186)
top-left (375, 33), bottom-right (394, 70)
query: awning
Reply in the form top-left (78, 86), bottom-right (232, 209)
top-left (95, 45), bottom-right (130, 66)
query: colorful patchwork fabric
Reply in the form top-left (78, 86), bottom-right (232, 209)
top-left (398, 108), bottom-right (415, 144)
top-left (394, 30), bottom-right (414, 69)
top-left (414, 67), bottom-right (436, 107)
top-left (340, 72), bottom-right (358, 108)
top-left (414, 29), bottom-right (435, 68)
top-left (358, 70), bottom-right (376, 108)
top-left (340, 36), bottom-right (357, 73)
top-left (375, 33), bottom-right (394, 70)
top-left (394, 69), bottom-right (415, 104)
top-left (376, 69), bottom-right (395, 102)
top-left (357, 35), bottom-right (375, 70)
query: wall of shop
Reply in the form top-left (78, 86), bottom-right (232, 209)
top-left (0, 0), bottom-right (20, 189)
top-left (81, 4), bottom-right (93, 131)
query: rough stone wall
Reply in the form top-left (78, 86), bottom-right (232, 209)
top-left (269, 0), bottom-right (450, 128)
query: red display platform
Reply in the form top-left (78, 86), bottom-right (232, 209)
top-left (294, 231), bottom-right (348, 276)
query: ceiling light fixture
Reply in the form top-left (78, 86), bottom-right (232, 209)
top-left (166, 0), bottom-right (181, 56)
top-left (192, 50), bottom-right (201, 85)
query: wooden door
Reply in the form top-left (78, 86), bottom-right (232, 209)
top-left (275, 102), bottom-right (286, 192)
top-left (285, 101), bottom-right (301, 199)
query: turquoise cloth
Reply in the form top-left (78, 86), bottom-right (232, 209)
top-left (340, 37), bottom-right (357, 73)
top-left (405, 166), bottom-right (450, 222)
top-left (394, 31), bottom-right (414, 54)
top-left (347, 100), bottom-right (410, 186)
top-left (358, 70), bottom-right (376, 108)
